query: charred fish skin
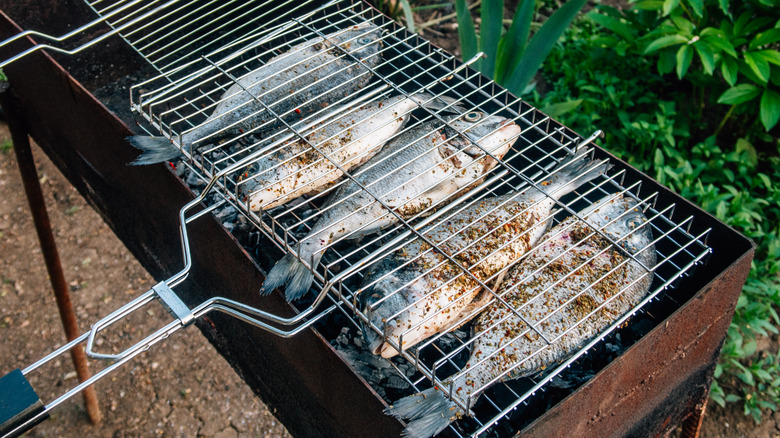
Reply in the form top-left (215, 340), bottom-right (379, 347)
top-left (127, 24), bottom-right (383, 165)
top-left (384, 195), bottom-right (656, 438)
top-left (260, 111), bottom-right (521, 302)
top-left (236, 93), bottom-right (464, 211)
top-left (361, 148), bottom-right (611, 359)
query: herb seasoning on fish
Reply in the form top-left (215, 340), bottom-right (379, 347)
top-left (385, 194), bottom-right (656, 438)
top-left (360, 147), bottom-right (610, 359)
top-left (127, 24), bottom-right (383, 165)
top-left (260, 111), bottom-right (521, 301)
top-left (236, 93), bottom-right (463, 211)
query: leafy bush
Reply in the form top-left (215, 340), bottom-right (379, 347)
top-left (455, 0), bottom-right (588, 95)
top-left (530, 0), bottom-right (780, 422)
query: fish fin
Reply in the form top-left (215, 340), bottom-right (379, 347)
top-left (543, 147), bottom-right (611, 198)
top-left (126, 136), bottom-right (182, 165)
top-left (259, 252), bottom-right (318, 301)
top-left (386, 388), bottom-right (462, 438)
top-left (410, 93), bottom-right (466, 114)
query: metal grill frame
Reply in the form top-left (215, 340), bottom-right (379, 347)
top-left (0, 0), bottom-right (724, 436)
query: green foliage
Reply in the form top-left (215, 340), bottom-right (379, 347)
top-left (636, 0), bottom-right (780, 131)
top-left (530, 1), bottom-right (780, 423)
top-left (0, 140), bottom-right (11, 153)
top-left (371, 0), bottom-right (418, 32)
top-left (456, 0), bottom-right (588, 95)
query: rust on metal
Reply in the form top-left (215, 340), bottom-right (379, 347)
top-left (0, 2), bottom-right (756, 437)
top-left (0, 84), bottom-right (101, 425)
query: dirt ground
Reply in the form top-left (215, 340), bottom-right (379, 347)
top-left (0, 123), bottom-right (291, 437)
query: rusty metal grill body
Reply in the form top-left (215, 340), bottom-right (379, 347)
top-left (0, 1), bottom-right (751, 437)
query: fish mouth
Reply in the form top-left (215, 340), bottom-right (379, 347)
top-left (363, 318), bottom-right (397, 355)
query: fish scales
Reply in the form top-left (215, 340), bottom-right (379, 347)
top-left (260, 111), bottom-right (521, 301)
top-left (360, 148), bottom-right (610, 359)
top-left (384, 195), bottom-right (657, 438)
top-left (127, 24), bottom-right (383, 165)
top-left (237, 93), bottom-right (453, 211)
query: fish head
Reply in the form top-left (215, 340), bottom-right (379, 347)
top-left (331, 23), bottom-right (383, 64)
top-left (437, 112), bottom-right (520, 177)
top-left (583, 195), bottom-right (654, 256)
top-left (359, 258), bottom-right (437, 358)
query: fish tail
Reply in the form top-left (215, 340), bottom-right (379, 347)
top-left (126, 136), bottom-right (182, 165)
top-left (386, 388), bottom-right (462, 438)
top-left (259, 252), bottom-right (319, 301)
top-left (544, 147), bottom-right (611, 199)
top-left (410, 93), bottom-right (465, 114)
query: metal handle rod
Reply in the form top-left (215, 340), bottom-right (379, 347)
top-left (0, 83), bottom-right (101, 425)
top-left (0, 0), bottom-right (180, 69)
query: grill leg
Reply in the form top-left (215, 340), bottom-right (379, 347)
top-left (0, 82), bottom-right (102, 425)
top-left (680, 398), bottom-right (707, 438)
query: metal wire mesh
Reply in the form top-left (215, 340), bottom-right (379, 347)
top-left (67, 0), bottom-right (714, 435)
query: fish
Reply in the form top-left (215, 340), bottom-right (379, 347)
top-left (127, 23), bottom-right (384, 165)
top-left (236, 93), bottom-right (463, 211)
top-left (260, 110), bottom-right (522, 301)
top-left (360, 147), bottom-right (610, 359)
top-left (384, 194), bottom-right (657, 438)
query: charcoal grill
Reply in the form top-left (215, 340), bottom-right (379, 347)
top-left (0, 1), bottom-right (754, 437)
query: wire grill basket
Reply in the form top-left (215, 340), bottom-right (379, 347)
top-left (0, 1), bottom-right (713, 436)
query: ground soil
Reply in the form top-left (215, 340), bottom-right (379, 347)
top-left (0, 123), bottom-right (291, 437)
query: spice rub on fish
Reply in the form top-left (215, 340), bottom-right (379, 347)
top-left (260, 111), bottom-right (521, 301)
top-left (360, 148), bottom-right (610, 359)
top-left (385, 194), bottom-right (656, 438)
top-left (236, 93), bottom-right (462, 211)
top-left (127, 24), bottom-right (383, 165)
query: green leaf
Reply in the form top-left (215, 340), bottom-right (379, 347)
top-left (694, 42), bottom-right (715, 75)
top-left (542, 99), bottom-right (583, 117)
top-left (644, 34), bottom-right (688, 53)
top-left (398, 0), bottom-right (416, 33)
top-left (718, 83), bottom-right (761, 104)
top-left (455, 0), bottom-right (478, 66)
top-left (495, 0), bottom-right (534, 84)
top-left (745, 51), bottom-right (771, 84)
top-left (677, 44), bottom-right (693, 78)
top-left (750, 29), bottom-right (780, 50)
top-left (701, 30), bottom-right (737, 57)
top-left (718, 0), bottom-right (730, 18)
top-left (587, 11), bottom-right (633, 41)
top-left (479, 0), bottom-right (502, 79)
top-left (686, 0), bottom-right (704, 17)
top-left (632, 0), bottom-right (664, 10)
top-left (663, 0), bottom-right (680, 16)
top-left (753, 49), bottom-right (780, 67)
top-left (670, 16), bottom-right (694, 36)
top-left (504, 0), bottom-right (588, 95)
top-left (760, 88), bottom-right (780, 131)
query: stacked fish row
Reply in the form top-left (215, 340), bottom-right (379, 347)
top-left (128, 19), bottom-right (661, 438)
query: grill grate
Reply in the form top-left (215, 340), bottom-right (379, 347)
top-left (0, 0), bottom-right (713, 436)
top-left (118, 0), bottom-right (712, 435)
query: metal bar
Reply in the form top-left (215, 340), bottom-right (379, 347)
top-left (0, 82), bottom-right (101, 426)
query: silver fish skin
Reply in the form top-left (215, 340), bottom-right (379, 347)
top-left (127, 24), bottom-right (383, 165)
top-left (236, 93), bottom-right (463, 211)
top-left (360, 148), bottom-right (610, 359)
top-left (260, 111), bottom-right (521, 301)
top-left (384, 195), bottom-right (656, 438)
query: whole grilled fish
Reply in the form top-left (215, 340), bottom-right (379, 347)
top-left (236, 93), bottom-right (462, 211)
top-left (385, 194), bottom-right (656, 438)
top-left (260, 111), bottom-right (521, 301)
top-left (127, 24), bottom-right (383, 165)
top-left (360, 148), bottom-right (610, 358)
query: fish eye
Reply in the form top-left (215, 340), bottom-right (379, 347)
top-left (463, 112), bottom-right (482, 122)
top-left (358, 37), bottom-right (373, 44)
top-left (625, 215), bottom-right (644, 229)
